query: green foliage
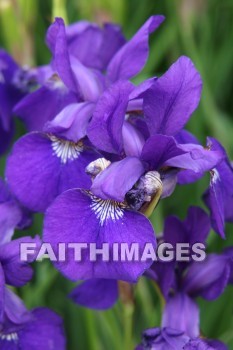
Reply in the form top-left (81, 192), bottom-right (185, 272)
top-left (1, 0), bottom-right (233, 348)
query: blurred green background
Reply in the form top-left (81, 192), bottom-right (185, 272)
top-left (1, 0), bottom-right (233, 349)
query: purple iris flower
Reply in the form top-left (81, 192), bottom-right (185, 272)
top-left (146, 207), bottom-right (232, 339)
top-left (0, 287), bottom-right (66, 349)
top-left (6, 15), bottom-right (165, 213)
top-left (136, 327), bottom-right (227, 350)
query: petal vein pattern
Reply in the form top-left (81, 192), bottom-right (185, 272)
top-left (50, 135), bottom-right (83, 164)
top-left (88, 191), bottom-right (126, 225)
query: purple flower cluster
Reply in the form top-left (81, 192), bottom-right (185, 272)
top-left (1, 13), bottom-right (233, 349)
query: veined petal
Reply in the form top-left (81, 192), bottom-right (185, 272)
top-left (43, 189), bottom-right (156, 282)
top-left (143, 56), bottom-right (202, 136)
top-left (69, 279), bottom-right (118, 310)
top-left (107, 15), bottom-right (165, 82)
top-left (5, 132), bottom-right (96, 212)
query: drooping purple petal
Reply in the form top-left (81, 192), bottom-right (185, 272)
top-left (43, 189), bottom-right (156, 282)
top-left (107, 15), bottom-right (165, 82)
top-left (87, 80), bottom-right (134, 154)
top-left (6, 132), bottom-right (96, 212)
top-left (165, 143), bottom-right (224, 174)
top-left (143, 56), bottom-right (202, 136)
top-left (162, 293), bottom-right (199, 338)
top-left (91, 157), bottom-right (145, 202)
top-left (182, 254), bottom-right (230, 300)
top-left (70, 279), bottom-right (118, 310)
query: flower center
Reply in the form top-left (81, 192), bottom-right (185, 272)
top-left (50, 135), bottom-right (83, 164)
top-left (88, 192), bottom-right (126, 226)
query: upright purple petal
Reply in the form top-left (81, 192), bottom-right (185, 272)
top-left (46, 18), bottom-right (78, 92)
top-left (68, 23), bottom-right (126, 70)
top-left (164, 207), bottom-right (210, 246)
top-left (87, 81), bottom-right (134, 154)
top-left (107, 15), bottom-right (165, 82)
top-left (70, 279), bottom-right (118, 310)
top-left (162, 293), bottom-right (199, 338)
top-left (143, 56), bottom-right (202, 136)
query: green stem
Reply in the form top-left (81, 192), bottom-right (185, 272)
top-left (123, 303), bottom-right (134, 350)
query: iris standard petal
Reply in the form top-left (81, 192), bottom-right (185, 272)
top-left (162, 293), bottom-right (200, 338)
top-left (143, 56), bottom-right (202, 136)
top-left (87, 80), bottom-right (134, 154)
top-left (107, 15), bottom-right (165, 82)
